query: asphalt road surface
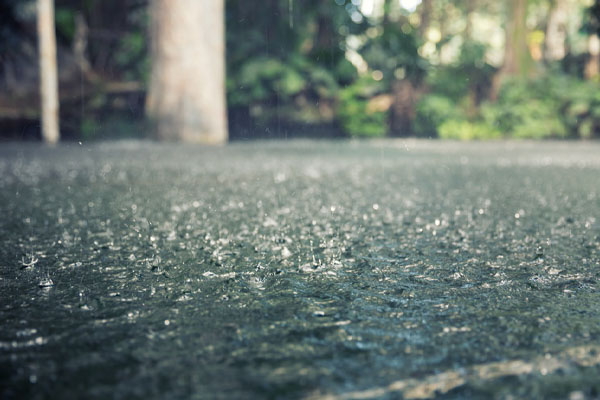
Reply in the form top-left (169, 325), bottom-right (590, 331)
top-left (1, 140), bottom-right (599, 399)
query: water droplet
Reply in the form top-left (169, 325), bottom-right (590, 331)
top-left (281, 246), bottom-right (292, 259)
top-left (38, 278), bottom-right (54, 288)
top-left (535, 246), bottom-right (544, 259)
top-left (21, 255), bottom-right (39, 268)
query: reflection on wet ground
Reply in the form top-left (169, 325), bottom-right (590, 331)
top-left (1, 140), bottom-right (599, 399)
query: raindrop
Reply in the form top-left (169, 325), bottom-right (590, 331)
top-left (21, 255), bottom-right (39, 268)
top-left (38, 277), bottom-right (54, 288)
top-left (535, 246), bottom-right (544, 260)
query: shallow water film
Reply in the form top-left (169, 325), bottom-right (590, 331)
top-left (1, 140), bottom-right (600, 399)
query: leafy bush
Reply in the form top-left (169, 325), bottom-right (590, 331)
top-left (227, 55), bottom-right (347, 124)
top-left (415, 94), bottom-right (502, 140)
top-left (337, 76), bottom-right (387, 137)
top-left (438, 120), bottom-right (501, 140)
top-left (481, 74), bottom-right (600, 139)
top-left (359, 24), bottom-right (427, 85)
top-left (414, 41), bottom-right (502, 140)
top-left (228, 57), bottom-right (307, 106)
top-left (426, 41), bottom-right (495, 101)
top-left (414, 94), bottom-right (464, 137)
top-left (413, 72), bottom-right (600, 140)
top-left (560, 78), bottom-right (600, 138)
top-left (481, 99), bottom-right (566, 139)
top-left (81, 116), bottom-right (145, 141)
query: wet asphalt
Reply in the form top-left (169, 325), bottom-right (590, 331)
top-left (1, 139), bottom-right (599, 399)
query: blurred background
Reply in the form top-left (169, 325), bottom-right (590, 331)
top-left (1, 0), bottom-right (600, 141)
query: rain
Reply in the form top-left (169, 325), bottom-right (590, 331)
top-left (1, 140), bottom-right (600, 398)
top-left (2, 0), bottom-right (600, 398)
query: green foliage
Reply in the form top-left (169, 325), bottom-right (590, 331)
top-left (481, 75), bottom-right (600, 139)
top-left (0, 0), bottom-right (34, 53)
top-left (414, 94), bottom-right (463, 137)
top-left (81, 115), bottom-right (145, 141)
top-left (560, 78), bottom-right (600, 139)
top-left (228, 57), bottom-right (306, 106)
top-left (417, 72), bottom-right (600, 140)
top-left (426, 41), bottom-right (495, 101)
top-left (438, 120), bottom-right (501, 140)
top-left (225, 0), bottom-right (362, 130)
top-left (359, 22), bottom-right (427, 84)
top-left (415, 93), bottom-right (501, 140)
top-left (55, 7), bottom-right (76, 41)
top-left (583, 0), bottom-right (600, 36)
top-left (309, 66), bottom-right (340, 98)
top-left (114, 30), bottom-right (148, 81)
top-left (228, 56), bottom-right (343, 107)
top-left (338, 76), bottom-right (387, 137)
top-left (334, 58), bottom-right (359, 86)
top-left (480, 100), bottom-right (566, 140)
top-left (4, 0), bottom-right (600, 141)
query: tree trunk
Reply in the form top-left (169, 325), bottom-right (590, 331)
top-left (491, 0), bottom-right (532, 100)
top-left (544, 0), bottom-right (568, 62)
top-left (382, 0), bottom-right (419, 136)
top-left (313, 1), bottom-right (337, 66)
top-left (146, 0), bottom-right (228, 143)
top-left (37, 0), bottom-right (60, 144)
top-left (418, 0), bottom-right (432, 38)
top-left (584, 34), bottom-right (600, 80)
top-left (464, 0), bottom-right (475, 40)
top-left (389, 80), bottom-right (418, 136)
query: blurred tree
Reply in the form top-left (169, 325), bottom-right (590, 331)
top-left (146, 0), bottom-right (227, 143)
top-left (2, 0), bottom-right (600, 141)
top-left (544, 0), bottom-right (568, 62)
top-left (583, 0), bottom-right (600, 79)
top-left (367, 0), bottom-right (426, 135)
top-left (584, 34), bottom-right (600, 79)
top-left (418, 0), bottom-right (433, 37)
top-left (491, 0), bottom-right (532, 99)
top-left (462, 0), bottom-right (477, 40)
top-left (38, 0), bottom-right (60, 144)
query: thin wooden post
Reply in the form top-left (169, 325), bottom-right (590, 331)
top-left (37, 0), bottom-right (60, 144)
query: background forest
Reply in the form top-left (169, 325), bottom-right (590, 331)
top-left (1, 0), bottom-right (600, 140)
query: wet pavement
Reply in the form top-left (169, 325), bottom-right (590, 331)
top-left (1, 139), bottom-right (599, 399)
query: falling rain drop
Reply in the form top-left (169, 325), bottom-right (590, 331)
top-left (38, 277), bottom-right (54, 288)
